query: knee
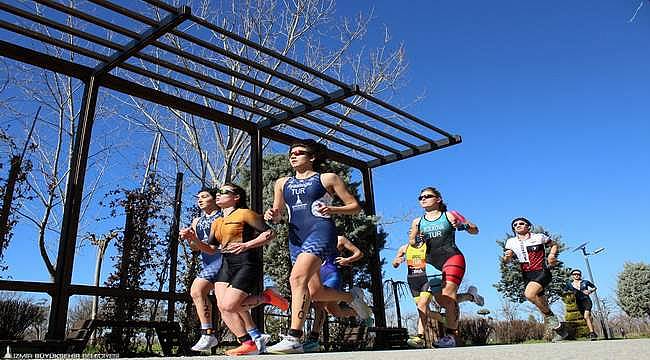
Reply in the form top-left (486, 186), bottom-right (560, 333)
top-left (416, 302), bottom-right (429, 313)
top-left (190, 286), bottom-right (205, 301)
top-left (290, 272), bottom-right (310, 289)
top-left (524, 290), bottom-right (537, 302)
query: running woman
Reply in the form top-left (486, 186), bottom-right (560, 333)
top-left (565, 269), bottom-right (598, 339)
top-left (211, 183), bottom-right (287, 356)
top-left (503, 217), bottom-right (563, 337)
top-left (264, 139), bottom-right (370, 354)
top-left (409, 187), bottom-right (479, 348)
top-left (393, 235), bottom-right (484, 348)
top-left (179, 187), bottom-right (223, 351)
top-left (303, 235), bottom-right (364, 352)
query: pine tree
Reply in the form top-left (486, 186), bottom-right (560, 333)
top-left (616, 262), bottom-right (650, 318)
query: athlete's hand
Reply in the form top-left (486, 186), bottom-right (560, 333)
top-left (335, 257), bottom-right (352, 266)
top-left (547, 254), bottom-right (558, 267)
top-left (264, 208), bottom-right (280, 223)
top-left (582, 289), bottom-right (590, 295)
top-left (392, 257), bottom-right (403, 268)
top-left (317, 204), bottom-right (332, 216)
top-left (502, 249), bottom-right (514, 263)
top-left (179, 227), bottom-right (198, 242)
top-left (223, 242), bottom-right (250, 254)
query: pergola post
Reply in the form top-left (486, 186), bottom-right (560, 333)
top-left (47, 77), bottom-right (99, 340)
top-left (361, 167), bottom-right (387, 328)
top-left (249, 129), bottom-right (265, 331)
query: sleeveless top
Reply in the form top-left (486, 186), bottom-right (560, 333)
top-left (196, 211), bottom-right (221, 266)
top-left (282, 173), bottom-right (336, 246)
top-left (418, 212), bottom-right (461, 269)
top-left (405, 243), bottom-right (427, 277)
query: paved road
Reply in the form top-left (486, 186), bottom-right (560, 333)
top-left (134, 338), bottom-right (650, 359)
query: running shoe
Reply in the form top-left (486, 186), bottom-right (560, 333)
top-left (191, 334), bottom-right (219, 351)
top-left (254, 333), bottom-right (271, 354)
top-left (467, 285), bottom-right (485, 306)
top-left (225, 341), bottom-right (259, 356)
top-left (589, 332), bottom-right (598, 340)
top-left (349, 287), bottom-right (372, 320)
top-left (551, 327), bottom-right (568, 343)
top-left (262, 287), bottom-right (289, 312)
top-left (302, 339), bottom-right (321, 353)
top-left (266, 334), bottom-right (304, 354)
top-left (545, 314), bottom-right (561, 330)
top-left (434, 335), bottom-right (456, 348)
top-left (406, 335), bottom-right (425, 348)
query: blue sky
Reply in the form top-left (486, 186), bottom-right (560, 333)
top-left (334, 0), bottom-right (650, 319)
top-left (2, 0), bottom-right (649, 324)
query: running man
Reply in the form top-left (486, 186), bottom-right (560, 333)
top-left (179, 187), bottom-right (223, 351)
top-left (393, 235), bottom-right (484, 348)
top-left (303, 235), bottom-right (364, 352)
top-left (565, 269), bottom-right (598, 339)
top-left (503, 217), bottom-right (564, 339)
top-left (265, 139), bottom-right (370, 354)
top-left (409, 187), bottom-right (479, 348)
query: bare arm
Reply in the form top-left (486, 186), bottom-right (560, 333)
top-left (223, 211), bottom-right (275, 254)
top-left (408, 218), bottom-right (420, 246)
top-left (547, 241), bottom-right (559, 266)
top-left (336, 235), bottom-right (363, 266)
top-left (264, 177), bottom-right (288, 222)
top-left (318, 173), bottom-right (361, 216)
top-left (447, 211), bottom-right (479, 235)
top-left (392, 245), bottom-right (408, 268)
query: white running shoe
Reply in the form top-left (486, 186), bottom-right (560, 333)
top-left (255, 333), bottom-right (271, 354)
top-left (349, 287), bottom-right (372, 320)
top-left (468, 285), bottom-right (485, 306)
top-left (434, 335), bottom-right (456, 348)
top-left (266, 335), bottom-right (304, 354)
top-left (191, 334), bottom-right (218, 351)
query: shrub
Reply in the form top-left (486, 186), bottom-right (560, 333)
top-left (459, 317), bottom-right (492, 345)
top-left (491, 319), bottom-right (545, 344)
top-left (0, 293), bottom-right (46, 339)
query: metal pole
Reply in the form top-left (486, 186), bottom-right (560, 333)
top-left (361, 167), bottom-right (386, 327)
top-left (391, 280), bottom-right (402, 328)
top-left (47, 77), bottom-right (99, 340)
top-left (581, 248), bottom-right (610, 339)
top-left (167, 172), bottom-right (183, 321)
top-left (249, 129), bottom-right (265, 331)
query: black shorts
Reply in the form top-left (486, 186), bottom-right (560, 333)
top-left (215, 253), bottom-right (260, 295)
top-left (576, 297), bottom-right (593, 313)
top-left (522, 269), bottom-right (552, 289)
top-left (407, 274), bottom-right (431, 298)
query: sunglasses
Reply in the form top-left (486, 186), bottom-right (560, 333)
top-left (217, 188), bottom-right (236, 195)
top-left (418, 194), bottom-right (437, 201)
top-left (572, 273), bottom-right (581, 276)
top-left (288, 149), bottom-right (311, 157)
top-left (513, 222), bottom-right (528, 227)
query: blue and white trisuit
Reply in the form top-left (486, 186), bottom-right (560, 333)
top-left (282, 173), bottom-right (338, 264)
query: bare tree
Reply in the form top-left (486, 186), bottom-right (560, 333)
top-left (4, 4), bottom-right (120, 279)
top-left (111, 0), bottom-right (410, 186)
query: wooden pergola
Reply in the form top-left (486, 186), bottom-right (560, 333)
top-left (0, 0), bottom-right (461, 342)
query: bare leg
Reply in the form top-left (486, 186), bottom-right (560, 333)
top-left (214, 283), bottom-right (249, 337)
top-left (289, 253), bottom-right (322, 333)
top-left (524, 282), bottom-right (551, 315)
top-left (308, 274), bottom-right (353, 303)
top-left (435, 281), bottom-right (459, 330)
top-left (190, 278), bottom-right (214, 325)
top-left (584, 310), bottom-right (595, 333)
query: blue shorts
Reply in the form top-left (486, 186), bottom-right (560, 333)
top-left (198, 258), bottom-right (222, 283)
top-left (320, 260), bottom-right (342, 289)
top-left (289, 232), bottom-right (337, 264)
